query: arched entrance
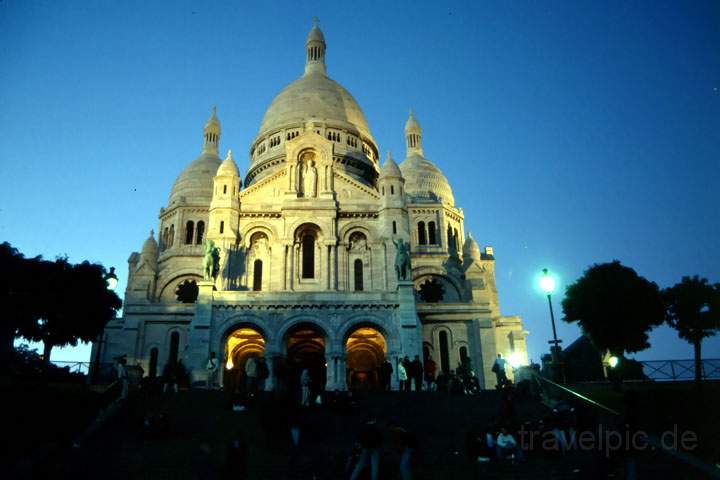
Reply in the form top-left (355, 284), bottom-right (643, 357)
top-left (346, 326), bottom-right (387, 391)
top-left (284, 323), bottom-right (326, 394)
top-left (223, 327), bottom-right (266, 392)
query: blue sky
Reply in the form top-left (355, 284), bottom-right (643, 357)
top-left (1, 0), bottom-right (719, 363)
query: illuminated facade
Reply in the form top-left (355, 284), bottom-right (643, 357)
top-left (94, 23), bottom-right (528, 390)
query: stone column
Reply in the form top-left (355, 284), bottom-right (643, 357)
top-left (337, 354), bottom-right (348, 391)
top-left (264, 348), bottom-right (280, 391)
top-left (325, 351), bottom-right (336, 390)
top-left (329, 245), bottom-right (337, 290)
top-left (397, 280), bottom-right (423, 361)
top-left (187, 280), bottom-right (215, 386)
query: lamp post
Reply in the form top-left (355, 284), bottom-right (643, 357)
top-left (92, 267), bottom-right (119, 383)
top-left (540, 268), bottom-right (564, 382)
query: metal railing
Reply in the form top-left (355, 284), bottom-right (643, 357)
top-left (639, 359), bottom-right (720, 381)
top-left (51, 361), bottom-right (92, 375)
top-left (530, 371), bottom-right (720, 478)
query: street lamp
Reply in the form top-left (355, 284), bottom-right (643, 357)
top-left (104, 267), bottom-right (119, 291)
top-left (540, 268), bottom-right (564, 382)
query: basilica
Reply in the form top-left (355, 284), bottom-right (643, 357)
top-left (94, 23), bottom-right (528, 391)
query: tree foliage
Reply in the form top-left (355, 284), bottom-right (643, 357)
top-left (0, 242), bottom-right (122, 362)
top-left (663, 276), bottom-right (720, 383)
top-left (561, 261), bottom-right (665, 355)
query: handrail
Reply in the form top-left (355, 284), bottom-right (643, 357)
top-left (529, 371), bottom-right (720, 478)
top-left (531, 371), bottom-right (620, 415)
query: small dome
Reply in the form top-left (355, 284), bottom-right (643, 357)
top-left (168, 152), bottom-right (221, 206)
top-left (307, 24), bottom-right (325, 43)
top-left (463, 233), bottom-right (481, 260)
top-left (205, 107), bottom-right (221, 133)
top-left (405, 110), bottom-right (421, 133)
top-left (142, 230), bottom-right (158, 255)
top-left (399, 154), bottom-right (455, 206)
top-left (216, 150), bottom-right (240, 177)
top-left (380, 153), bottom-right (402, 178)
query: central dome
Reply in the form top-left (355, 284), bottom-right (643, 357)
top-left (258, 72), bottom-right (374, 142)
top-left (246, 23), bottom-right (379, 187)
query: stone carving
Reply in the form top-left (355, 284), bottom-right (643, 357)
top-left (302, 160), bottom-right (317, 197)
top-left (392, 237), bottom-right (412, 281)
top-left (203, 240), bottom-right (221, 281)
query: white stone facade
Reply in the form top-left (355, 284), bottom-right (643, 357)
top-left (94, 23), bottom-right (528, 390)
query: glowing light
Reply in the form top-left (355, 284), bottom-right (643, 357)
top-left (608, 356), bottom-right (619, 368)
top-left (508, 352), bottom-right (524, 368)
top-left (226, 358), bottom-right (234, 369)
top-left (106, 277), bottom-right (118, 291)
top-left (539, 268), bottom-right (556, 294)
top-left (105, 267), bottom-right (119, 291)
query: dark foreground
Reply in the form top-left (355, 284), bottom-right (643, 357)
top-left (28, 387), bottom-right (705, 479)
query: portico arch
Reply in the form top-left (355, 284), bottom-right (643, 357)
top-left (344, 324), bottom-right (388, 391)
top-left (281, 321), bottom-right (328, 394)
top-left (221, 323), bottom-right (267, 392)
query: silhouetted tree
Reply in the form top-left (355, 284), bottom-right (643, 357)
top-left (663, 276), bottom-right (720, 384)
top-left (1, 242), bottom-right (122, 363)
top-left (0, 242), bottom-right (44, 363)
top-left (562, 261), bottom-right (665, 357)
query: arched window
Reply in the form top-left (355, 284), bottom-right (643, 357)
top-left (392, 221), bottom-right (397, 235)
top-left (454, 228), bottom-right (460, 251)
top-left (428, 221), bottom-right (437, 244)
top-left (418, 222), bottom-right (427, 245)
top-left (302, 234), bottom-right (315, 279)
top-left (219, 221), bottom-right (224, 234)
top-left (149, 347), bottom-right (158, 378)
top-left (169, 331), bottom-right (180, 363)
top-left (460, 346), bottom-right (468, 364)
top-left (253, 259), bottom-right (263, 291)
top-left (185, 221), bottom-right (194, 245)
top-left (195, 221), bottom-right (205, 245)
top-left (354, 259), bottom-right (364, 291)
top-left (382, 186), bottom-right (385, 196)
top-left (390, 185), bottom-right (395, 195)
top-left (223, 184), bottom-right (227, 194)
top-left (168, 224), bottom-right (175, 248)
top-left (447, 225), bottom-right (453, 247)
top-left (439, 330), bottom-right (450, 375)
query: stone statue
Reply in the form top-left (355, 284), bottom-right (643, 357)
top-left (203, 240), bottom-right (221, 281)
top-left (392, 237), bottom-right (412, 281)
top-left (303, 160), bottom-right (317, 197)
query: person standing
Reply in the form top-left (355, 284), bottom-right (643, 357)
top-left (350, 417), bottom-right (382, 480)
top-left (402, 357), bottom-right (412, 392)
top-left (424, 357), bottom-right (437, 391)
top-left (411, 355), bottom-right (423, 392)
top-left (116, 357), bottom-right (129, 400)
top-left (380, 359), bottom-right (393, 392)
top-left (492, 354), bottom-right (508, 388)
top-left (397, 360), bottom-right (408, 392)
top-left (162, 360), bottom-right (179, 393)
top-left (300, 368), bottom-right (312, 407)
top-left (206, 352), bottom-right (218, 390)
top-left (245, 356), bottom-right (258, 395)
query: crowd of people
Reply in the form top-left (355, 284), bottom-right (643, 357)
top-left (112, 349), bottom-right (595, 479)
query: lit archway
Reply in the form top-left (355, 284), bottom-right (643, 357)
top-left (345, 326), bottom-right (387, 391)
top-left (223, 327), bottom-right (266, 392)
top-left (284, 323), bottom-right (327, 393)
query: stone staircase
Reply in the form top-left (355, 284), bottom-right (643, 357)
top-left (43, 388), bottom-right (687, 479)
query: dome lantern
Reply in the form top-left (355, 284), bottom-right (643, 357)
top-left (405, 109), bottom-right (424, 157)
top-left (305, 18), bottom-right (327, 77)
top-left (203, 107), bottom-right (222, 155)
